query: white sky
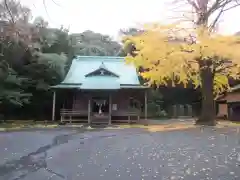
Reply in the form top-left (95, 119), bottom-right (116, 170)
top-left (21, 0), bottom-right (240, 39)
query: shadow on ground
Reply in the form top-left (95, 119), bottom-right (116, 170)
top-left (0, 132), bottom-right (78, 180)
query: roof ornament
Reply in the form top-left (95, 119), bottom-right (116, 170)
top-left (100, 70), bottom-right (105, 75)
top-left (84, 60), bottom-right (120, 77)
top-left (99, 62), bottom-right (106, 69)
top-left (99, 62), bottom-right (106, 75)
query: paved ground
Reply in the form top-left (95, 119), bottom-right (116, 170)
top-left (0, 126), bottom-right (239, 180)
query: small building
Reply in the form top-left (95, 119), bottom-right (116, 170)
top-left (51, 56), bottom-right (148, 124)
top-left (217, 85), bottom-right (240, 121)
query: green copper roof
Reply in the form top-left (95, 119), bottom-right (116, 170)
top-left (81, 76), bottom-right (120, 90)
top-left (231, 84), bottom-right (240, 91)
top-left (53, 56), bottom-right (146, 90)
top-left (51, 84), bottom-right (80, 89)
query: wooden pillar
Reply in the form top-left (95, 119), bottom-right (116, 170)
top-left (88, 98), bottom-right (91, 124)
top-left (52, 91), bottom-right (56, 121)
top-left (109, 94), bottom-right (112, 125)
top-left (72, 92), bottom-right (75, 110)
top-left (128, 97), bottom-right (131, 124)
top-left (144, 90), bottom-right (148, 123)
top-left (228, 105), bottom-right (233, 121)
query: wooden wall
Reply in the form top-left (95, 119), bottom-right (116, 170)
top-left (71, 90), bottom-right (144, 113)
top-left (217, 91), bottom-right (240, 119)
top-left (217, 104), bottom-right (228, 118)
top-left (72, 92), bottom-right (89, 111)
top-left (219, 92), bottom-right (240, 103)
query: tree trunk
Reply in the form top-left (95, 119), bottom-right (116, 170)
top-left (196, 63), bottom-right (216, 126)
top-left (193, 1), bottom-right (216, 126)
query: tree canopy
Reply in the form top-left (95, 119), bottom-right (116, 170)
top-left (123, 0), bottom-right (240, 125)
top-left (70, 31), bottom-right (122, 56)
top-left (126, 25), bottom-right (240, 94)
top-left (0, 0), bottom-right (124, 120)
top-left (125, 25), bottom-right (240, 125)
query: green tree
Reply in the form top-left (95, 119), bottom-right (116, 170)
top-left (0, 1), bottom-right (68, 111)
top-left (70, 30), bottom-right (122, 56)
top-left (0, 0), bottom-right (32, 107)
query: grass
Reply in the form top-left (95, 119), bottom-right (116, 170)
top-left (118, 123), bottom-right (195, 132)
top-left (0, 120), bottom-right (59, 132)
top-left (118, 120), bottom-right (240, 132)
top-left (217, 120), bottom-right (240, 127)
top-left (0, 119), bottom-right (239, 132)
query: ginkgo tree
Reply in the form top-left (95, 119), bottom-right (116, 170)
top-left (125, 0), bottom-right (240, 125)
top-left (125, 25), bottom-right (240, 125)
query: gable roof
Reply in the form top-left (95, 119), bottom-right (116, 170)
top-left (52, 56), bottom-right (146, 90)
top-left (216, 84), bottom-right (240, 101)
top-left (85, 62), bottom-right (119, 77)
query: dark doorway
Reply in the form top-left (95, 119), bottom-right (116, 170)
top-left (231, 104), bottom-right (240, 121)
top-left (92, 97), bottom-right (109, 114)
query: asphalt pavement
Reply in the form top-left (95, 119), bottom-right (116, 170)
top-left (0, 126), bottom-right (239, 180)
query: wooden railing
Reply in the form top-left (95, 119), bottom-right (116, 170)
top-left (60, 109), bottom-right (141, 123)
top-left (112, 110), bottom-right (141, 123)
top-left (60, 109), bottom-right (88, 123)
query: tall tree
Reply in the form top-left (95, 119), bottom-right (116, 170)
top-left (125, 0), bottom-right (240, 125)
top-left (70, 31), bottom-right (122, 56)
top-left (0, 1), bottom-right (68, 111)
top-left (0, 0), bottom-right (33, 107)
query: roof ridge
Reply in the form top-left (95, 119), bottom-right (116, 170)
top-left (99, 62), bottom-right (107, 69)
top-left (75, 56), bottom-right (125, 61)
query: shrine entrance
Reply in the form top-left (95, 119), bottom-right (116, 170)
top-left (91, 96), bottom-right (110, 124)
top-left (92, 97), bottom-right (109, 114)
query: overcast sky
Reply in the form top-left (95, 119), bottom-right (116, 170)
top-left (21, 0), bottom-right (240, 39)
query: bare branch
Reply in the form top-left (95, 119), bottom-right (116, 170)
top-left (207, 0), bottom-right (226, 16)
top-left (222, 2), bottom-right (240, 11)
top-left (209, 5), bottom-right (226, 32)
top-left (208, 0), bottom-right (240, 30)
top-left (51, 0), bottom-right (61, 7)
top-left (181, 0), bottom-right (240, 30)
top-left (187, 0), bottom-right (200, 11)
top-left (42, 0), bottom-right (51, 20)
top-left (42, 0), bottom-right (63, 24)
top-left (4, 0), bottom-right (15, 24)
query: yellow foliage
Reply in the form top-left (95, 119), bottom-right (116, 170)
top-left (125, 24), bottom-right (240, 95)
